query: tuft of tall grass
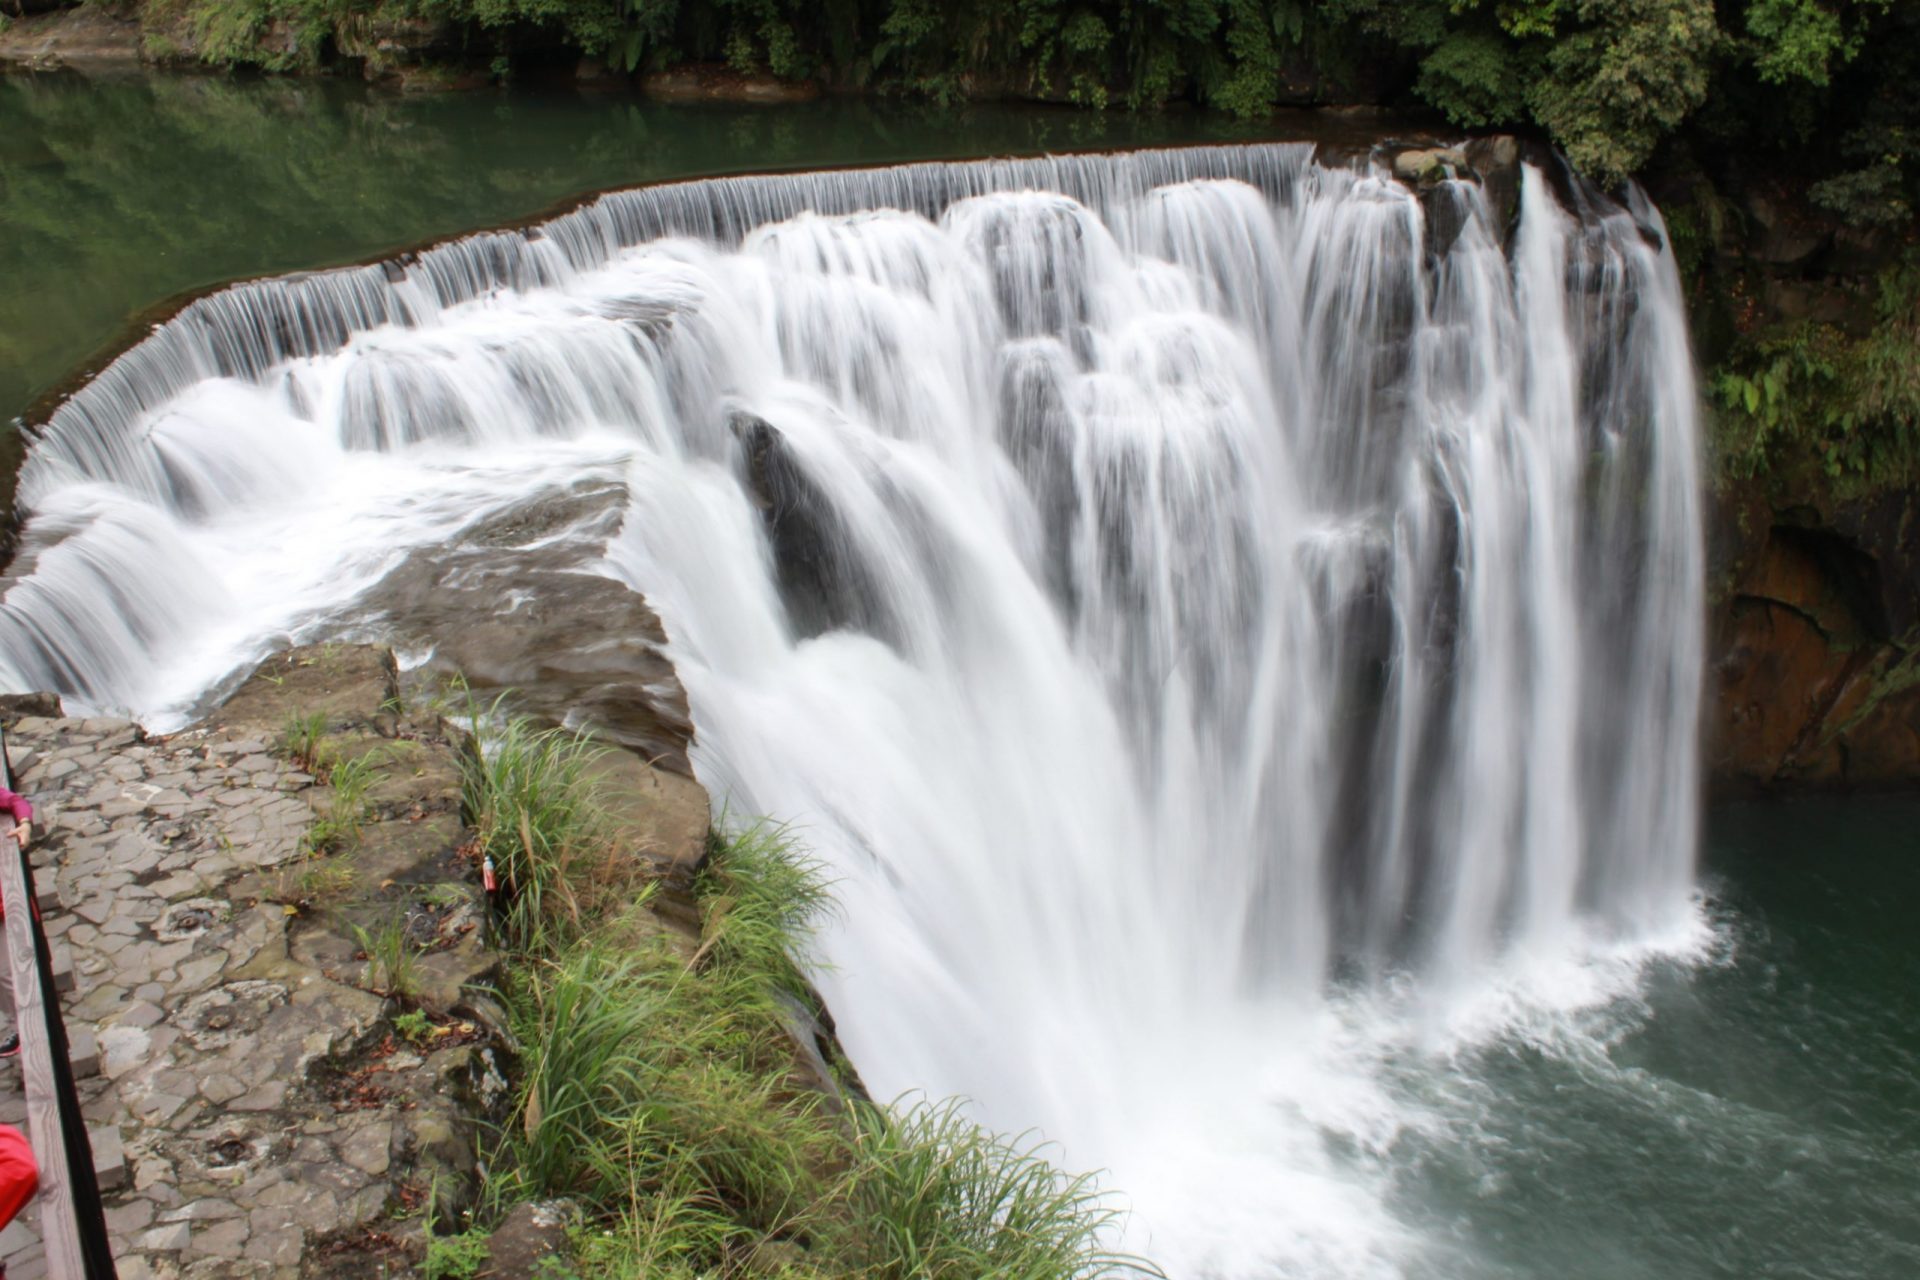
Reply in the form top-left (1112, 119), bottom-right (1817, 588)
top-left (691, 821), bottom-right (835, 1001)
top-left (274, 711), bottom-right (328, 774)
top-left (838, 1096), bottom-right (1159, 1279)
top-left (326, 748), bottom-right (382, 826)
top-left (302, 746), bottom-right (384, 854)
top-left (500, 941), bottom-right (833, 1249)
top-left (459, 700), bottom-right (613, 953)
top-left (352, 913), bottom-right (422, 999)
top-left (280, 854), bottom-right (355, 910)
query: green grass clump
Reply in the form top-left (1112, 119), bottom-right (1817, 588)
top-left (460, 699), bottom-right (614, 952)
top-left (352, 912), bottom-right (422, 999)
top-left (841, 1097), bottom-right (1152, 1279)
top-left (690, 820), bottom-right (834, 1000)
top-left (279, 854), bottom-right (355, 910)
top-left (274, 710), bottom-right (328, 773)
top-left (421, 1189), bottom-right (490, 1279)
top-left (302, 745), bottom-right (384, 854)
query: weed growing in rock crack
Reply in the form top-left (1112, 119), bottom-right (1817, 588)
top-left (421, 1183), bottom-right (490, 1280)
top-left (294, 744), bottom-right (387, 860)
top-left (393, 1008), bottom-right (432, 1044)
top-left (324, 748), bottom-right (384, 837)
top-left (353, 914), bottom-right (422, 999)
top-left (422, 884), bottom-right (470, 910)
top-left (299, 814), bottom-right (351, 857)
top-left (275, 711), bottom-right (328, 774)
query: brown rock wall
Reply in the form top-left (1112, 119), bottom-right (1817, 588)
top-left (1708, 487), bottom-right (1920, 790)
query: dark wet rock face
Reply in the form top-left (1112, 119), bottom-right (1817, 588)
top-left (350, 476), bottom-right (695, 773)
top-left (732, 411), bottom-right (899, 647)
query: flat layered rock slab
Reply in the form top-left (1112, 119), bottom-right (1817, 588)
top-left (209, 647), bottom-right (400, 738)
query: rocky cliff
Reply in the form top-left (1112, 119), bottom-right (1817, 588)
top-left (1708, 483), bottom-right (1920, 790)
top-left (1672, 162), bottom-right (1920, 792)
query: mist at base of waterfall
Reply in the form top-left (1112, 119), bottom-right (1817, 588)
top-left (1366, 797), bottom-right (1920, 1280)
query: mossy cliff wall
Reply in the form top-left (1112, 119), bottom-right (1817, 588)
top-left (1663, 162), bottom-right (1920, 791)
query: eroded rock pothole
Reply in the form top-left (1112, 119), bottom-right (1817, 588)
top-left (175, 980), bottom-right (288, 1050)
top-left (155, 897), bottom-right (232, 943)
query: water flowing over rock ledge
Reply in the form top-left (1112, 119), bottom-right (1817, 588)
top-left (0, 642), bottom-right (734, 1277)
top-left (0, 133), bottom-right (1721, 1269)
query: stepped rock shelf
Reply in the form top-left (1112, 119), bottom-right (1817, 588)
top-left (0, 643), bottom-right (715, 1277)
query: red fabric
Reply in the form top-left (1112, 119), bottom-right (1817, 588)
top-left (0, 788), bottom-right (30, 918)
top-left (0, 1125), bottom-right (36, 1228)
top-left (0, 790), bottom-right (30, 826)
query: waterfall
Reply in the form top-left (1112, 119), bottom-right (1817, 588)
top-left (0, 144), bottom-right (1704, 1275)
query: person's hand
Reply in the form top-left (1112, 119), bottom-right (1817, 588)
top-left (9, 823), bottom-right (28, 851)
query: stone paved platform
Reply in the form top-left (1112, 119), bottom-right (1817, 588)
top-left (0, 697), bottom-right (494, 1279)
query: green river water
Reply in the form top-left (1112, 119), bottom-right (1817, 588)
top-left (1, 69), bottom-right (1915, 1280)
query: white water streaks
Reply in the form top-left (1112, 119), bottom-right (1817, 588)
top-left (2, 145), bottom-right (1705, 1275)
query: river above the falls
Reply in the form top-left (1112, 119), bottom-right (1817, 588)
top-left (0, 71), bottom-right (1288, 423)
top-left (1, 73), bottom-right (1916, 1280)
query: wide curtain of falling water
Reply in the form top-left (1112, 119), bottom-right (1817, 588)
top-left (0, 145), bottom-right (1703, 1275)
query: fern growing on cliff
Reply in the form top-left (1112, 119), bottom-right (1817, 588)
top-left (1714, 253), bottom-right (1920, 486)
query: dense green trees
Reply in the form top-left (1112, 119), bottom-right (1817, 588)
top-left (156, 0), bottom-right (1920, 209)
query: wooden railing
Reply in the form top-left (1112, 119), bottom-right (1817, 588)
top-left (0, 727), bottom-right (116, 1278)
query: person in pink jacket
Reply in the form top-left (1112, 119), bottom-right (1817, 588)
top-left (0, 788), bottom-right (30, 1061)
top-left (0, 790), bottom-right (28, 855)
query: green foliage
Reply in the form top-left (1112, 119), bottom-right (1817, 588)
top-left (1527, 0), bottom-right (1718, 183)
top-left (93, 0), bottom-right (1920, 206)
top-left (176, 0), bottom-right (349, 71)
top-left (1744, 0), bottom-right (1887, 87)
top-left (423, 1189), bottom-right (492, 1280)
top-left (284, 853), bottom-right (356, 908)
top-left (1414, 30), bottom-right (1528, 129)
top-left (287, 738), bottom-right (384, 856)
top-left (322, 747), bottom-right (382, 840)
top-left (394, 1007), bottom-right (433, 1043)
top-left (440, 0), bottom-right (678, 64)
top-left (470, 784), bottom-right (1146, 1278)
top-left (504, 941), bottom-right (832, 1227)
top-left (1713, 254), bottom-right (1920, 484)
top-left (488, 821), bottom-right (838, 1262)
top-left (1810, 154), bottom-right (1914, 228)
top-left (690, 821), bottom-right (834, 1000)
top-left (423, 1228), bottom-right (490, 1280)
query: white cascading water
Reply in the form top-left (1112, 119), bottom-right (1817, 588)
top-left (0, 145), bottom-right (1705, 1276)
